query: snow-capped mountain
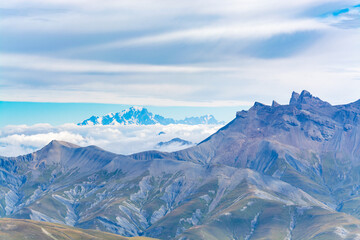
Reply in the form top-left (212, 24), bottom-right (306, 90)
top-left (78, 106), bottom-right (224, 126)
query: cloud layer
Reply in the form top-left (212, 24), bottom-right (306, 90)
top-left (0, 124), bottom-right (222, 157)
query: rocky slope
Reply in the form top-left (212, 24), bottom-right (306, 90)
top-left (78, 107), bottom-right (223, 126)
top-left (2, 91), bottom-right (360, 239)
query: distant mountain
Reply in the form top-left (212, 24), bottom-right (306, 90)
top-left (78, 107), bottom-right (224, 126)
top-left (5, 91), bottom-right (360, 239)
top-left (155, 137), bottom-right (193, 148)
top-left (176, 115), bottom-right (221, 125)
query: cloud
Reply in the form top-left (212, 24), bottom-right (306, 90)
top-left (0, 0), bottom-right (343, 33)
top-left (0, 123), bottom-right (223, 157)
top-left (74, 19), bottom-right (328, 52)
top-left (322, 5), bottom-right (360, 28)
top-left (0, 53), bottom-right (235, 73)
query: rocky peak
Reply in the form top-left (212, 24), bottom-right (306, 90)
top-left (123, 106), bottom-right (148, 115)
top-left (249, 102), bottom-right (268, 111)
top-left (236, 110), bottom-right (247, 118)
top-left (271, 101), bottom-right (280, 108)
top-left (33, 140), bottom-right (80, 161)
top-left (289, 90), bottom-right (331, 108)
top-left (41, 140), bottom-right (79, 151)
top-left (289, 91), bottom-right (300, 105)
top-left (33, 140), bottom-right (75, 156)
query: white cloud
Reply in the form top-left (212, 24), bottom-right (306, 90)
top-left (0, 0), bottom-right (333, 33)
top-left (0, 123), bottom-right (223, 157)
top-left (1, 0), bottom-right (357, 51)
top-left (0, 87), bottom-right (253, 107)
top-left (80, 19), bottom-right (328, 51)
top-left (0, 53), bottom-right (234, 73)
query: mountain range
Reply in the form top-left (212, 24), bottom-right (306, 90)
top-left (78, 107), bottom-right (224, 126)
top-left (2, 90), bottom-right (360, 239)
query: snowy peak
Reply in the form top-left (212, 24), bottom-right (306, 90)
top-left (78, 107), bottom-right (224, 126)
top-left (177, 114), bottom-right (220, 125)
top-left (79, 107), bottom-right (167, 126)
top-left (114, 107), bottom-right (157, 125)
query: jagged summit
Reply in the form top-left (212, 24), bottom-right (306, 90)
top-left (250, 101), bottom-right (267, 110)
top-left (289, 91), bottom-right (300, 105)
top-left (239, 90), bottom-right (332, 117)
top-left (289, 90), bottom-right (331, 108)
top-left (79, 106), bottom-right (224, 126)
top-left (193, 90), bottom-right (360, 167)
top-left (287, 90), bottom-right (331, 107)
top-left (271, 100), bottom-right (280, 108)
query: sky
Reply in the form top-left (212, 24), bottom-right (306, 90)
top-left (1, 0), bottom-right (360, 156)
top-left (1, 1), bottom-right (360, 117)
top-left (0, 101), bottom-right (240, 126)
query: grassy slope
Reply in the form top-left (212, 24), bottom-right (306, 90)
top-left (0, 218), bottom-right (157, 240)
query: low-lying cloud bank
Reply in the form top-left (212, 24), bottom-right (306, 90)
top-left (0, 123), bottom-right (223, 157)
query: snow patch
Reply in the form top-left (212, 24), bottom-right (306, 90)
top-left (150, 205), bottom-right (167, 224)
top-left (199, 194), bottom-right (211, 204)
top-left (30, 209), bottom-right (63, 225)
top-left (245, 212), bottom-right (260, 240)
top-left (130, 176), bottom-right (152, 202)
top-left (41, 227), bottom-right (57, 240)
top-left (5, 189), bottom-right (20, 215)
top-left (52, 194), bottom-right (78, 226)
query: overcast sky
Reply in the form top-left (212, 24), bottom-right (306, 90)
top-left (1, 0), bottom-right (360, 113)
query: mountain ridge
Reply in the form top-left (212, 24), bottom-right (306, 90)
top-left (78, 107), bottom-right (224, 126)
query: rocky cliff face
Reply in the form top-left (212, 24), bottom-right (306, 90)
top-left (3, 91), bottom-right (360, 239)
